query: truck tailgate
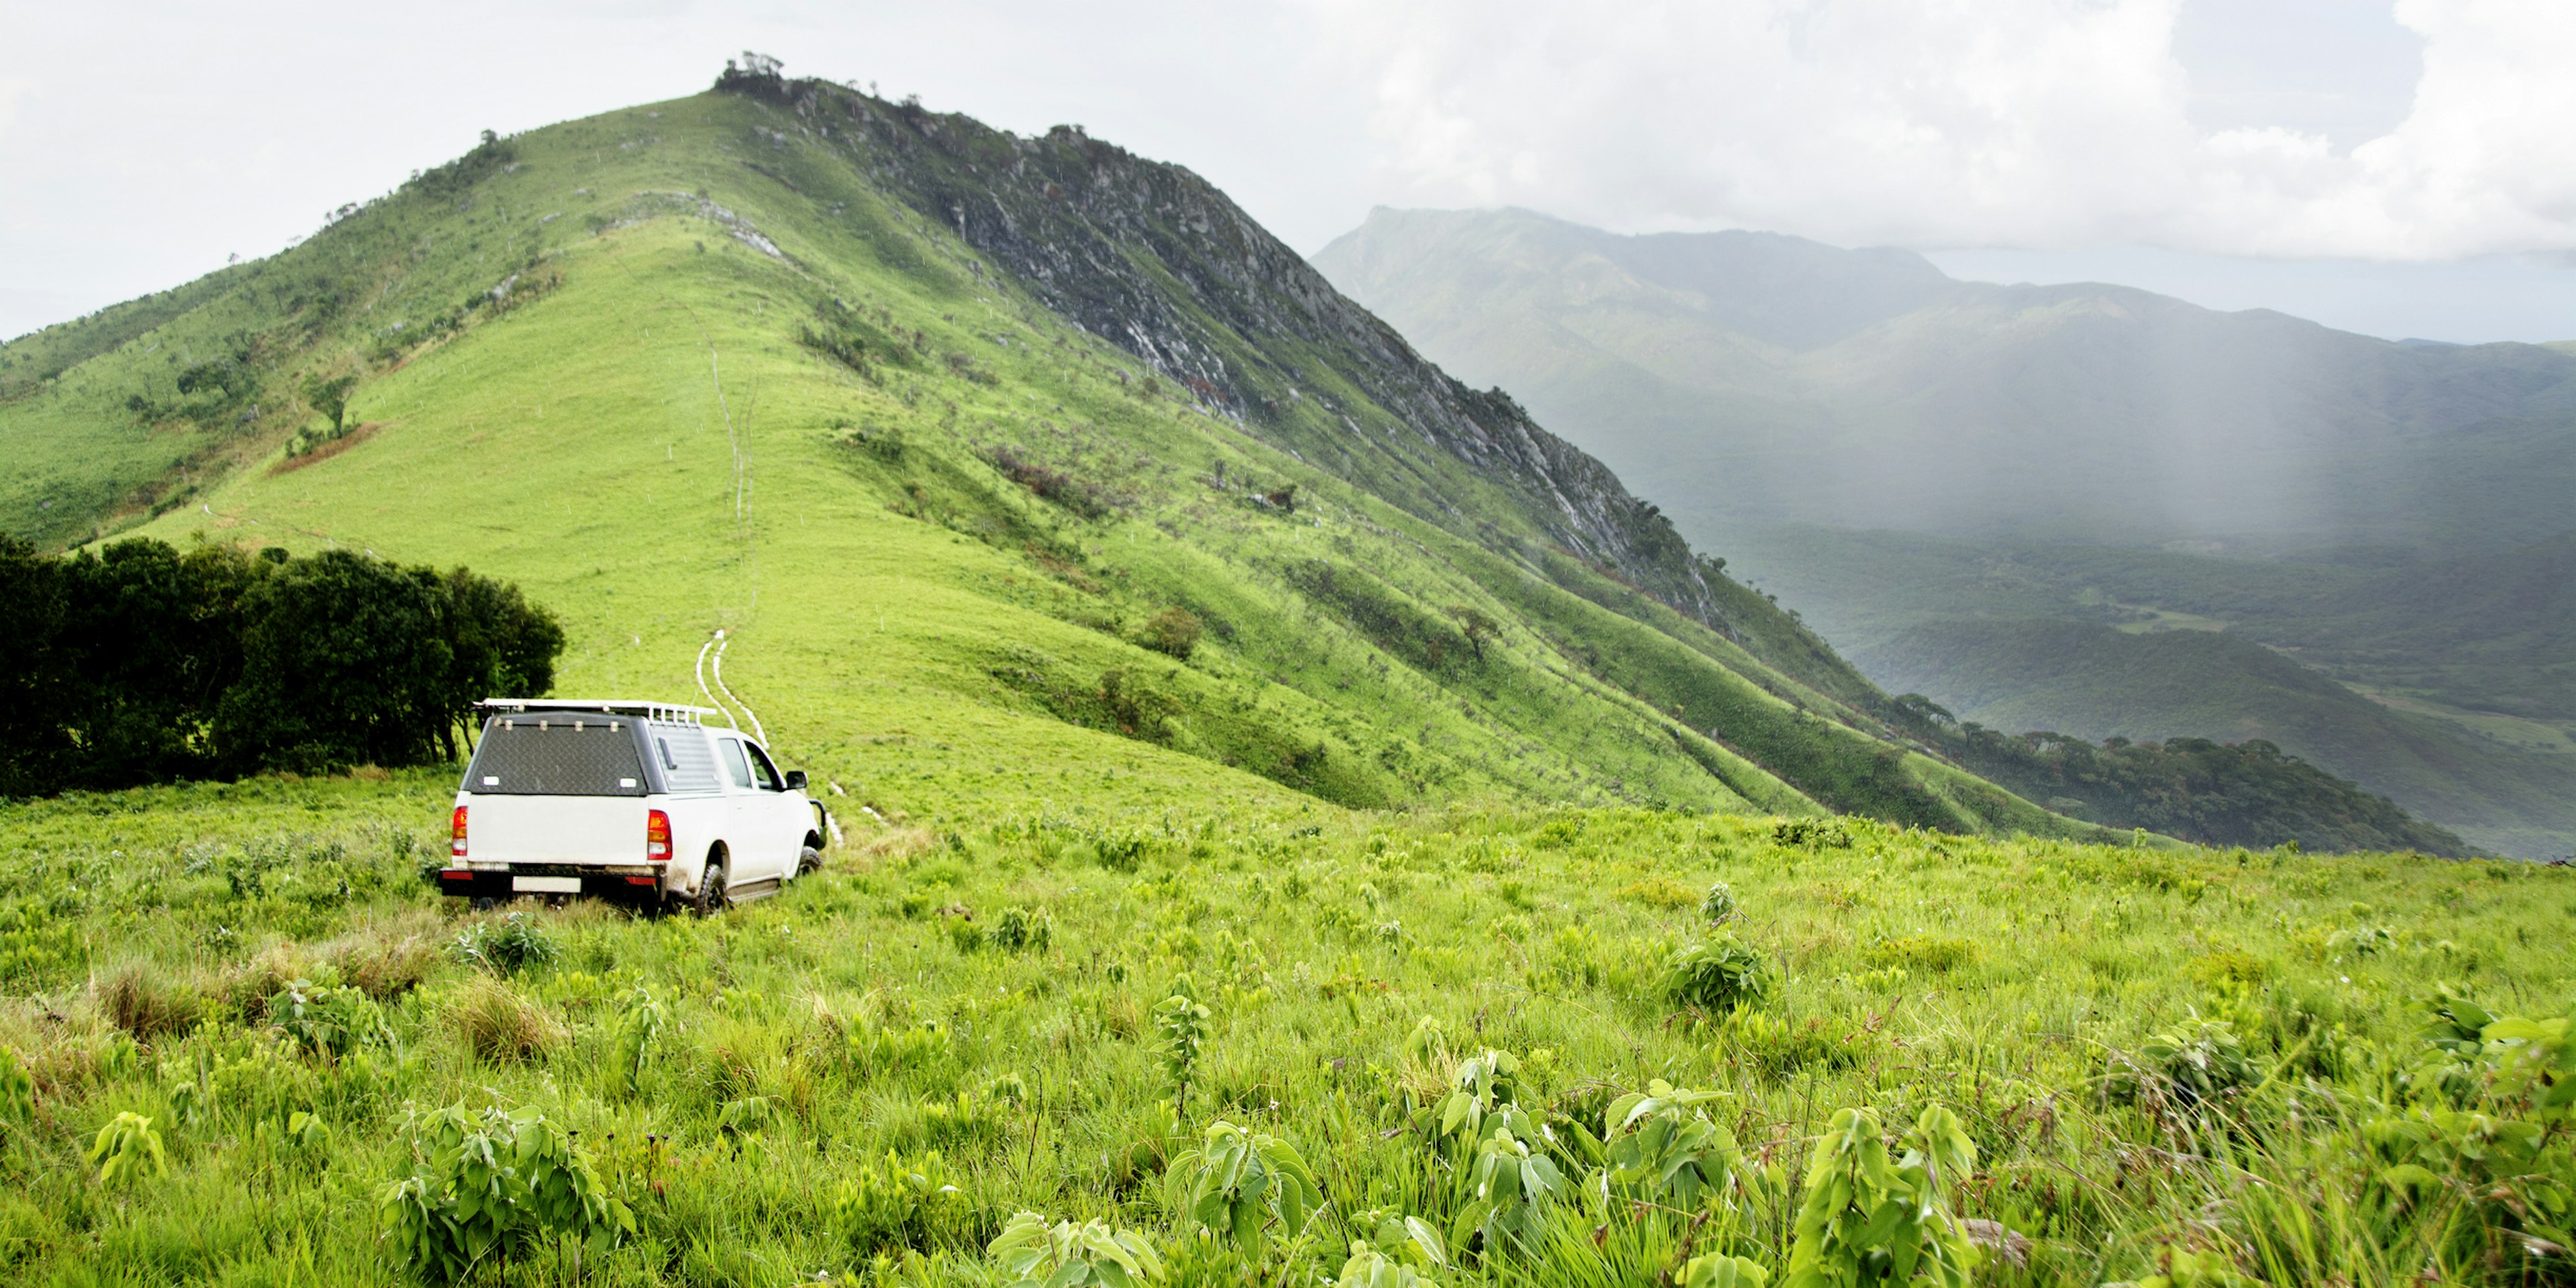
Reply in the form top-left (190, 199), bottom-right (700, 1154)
top-left (464, 794), bottom-right (648, 866)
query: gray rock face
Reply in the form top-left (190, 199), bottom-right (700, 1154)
top-left (722, 71), bottom-right (1725, 632)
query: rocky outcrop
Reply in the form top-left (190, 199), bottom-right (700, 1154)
top-left (718, 69), bottom-right (1727, 631)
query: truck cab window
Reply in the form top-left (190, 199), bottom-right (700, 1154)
top-left (720, 739), bottom-right (755, 790)
top-left (745, 743), bottom-right (784, 791)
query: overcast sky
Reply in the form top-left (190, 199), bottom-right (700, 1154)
top-left (5, 0), bottom-right (2574, 343)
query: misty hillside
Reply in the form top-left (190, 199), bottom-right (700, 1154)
top-left (1315, 206), bottom-right (2576, 553)
top-left (1316, 206), bottom-right (2575, 856)
top-left (0, 67), bottom-right (2143, 843)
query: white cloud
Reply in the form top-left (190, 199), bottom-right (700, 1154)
top-left (0, 77), bottom-right (28, 138)
top-left (3, 0), bottom-right (2571, 340)
top-left (1300, 0), bottom-right (2576, 260)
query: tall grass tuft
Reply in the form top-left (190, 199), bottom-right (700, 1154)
top-left (95, 962), bottom-right (203, 1040)
top-left (451, 979), bottom-right (564, 1064)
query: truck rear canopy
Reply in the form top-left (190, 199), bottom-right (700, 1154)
top-left (466, 716), bottom-right (649, 796)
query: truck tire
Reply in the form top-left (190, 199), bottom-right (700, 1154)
top-left (692, 853), bottom-right (730, 918)
top-left (796, 845), bottom-right (823, 876)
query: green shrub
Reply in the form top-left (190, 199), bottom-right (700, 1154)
top-left (1681, 1253), bottom-right (1770, 1287)
top-left (378, 1104), bottom-right (633, 1283)
top-left (268, 978), bottom-right (394, 1060)
top-left (835, 1148), bottom-right (963, 1256)
top-left (988, 1212), bottom-right (1164, 1287)
top-left (449, 913), bottom-right (558, 975)
top-left (1603, 1079), bottom-right (1742, 1210)
top-left (1155, 977), bottom-right (1211, 1113)
top-left (1421, 1049), bottom-right (1532, 1157)
top-left (716, 1094), bottom-right (773, 1140)
top-left (1783, 1106), bottom-right (1978, 1288)
top-left (1139, 608), bottom-right (1202, 661)
top-left (0, 902), bottom-right (86, 983)
top-left (1456, 1124), bottom-right (1568, 1257)
top-left (89, 1112), bottom-right (166, 1187)
top-left (1772, 818), bottom-right (1851, 849)
top-left (1171, 1119), bottom-right (1322, 1258)
top-left (993, 905), bottom-right (1053, 953)
top-left (2107, 1018), bottom-right (2260, 1113)
top-left (1345, 1208), bottom-right (1448, 1276)
top-left (1616, 877), bottom-right (1695, 909)
top-left (610, 984), bottom-right (665, 1093)
top-left (1699, 881), bottom-right (1739, 926)
top-left (1336, 1245), bottom-right (1442, 1287)
top-left (1662, 937), bottom-right (1768, 1014)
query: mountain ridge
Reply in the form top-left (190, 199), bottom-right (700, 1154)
top-left (1317, 205), bottom-right (2576, 551)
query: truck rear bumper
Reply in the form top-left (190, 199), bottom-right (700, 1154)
top-left (438, 865), bottom-right (664, 902)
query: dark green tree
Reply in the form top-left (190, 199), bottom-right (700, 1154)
top-left (1447, 605), bottom-right (1501, 661)
top-left (301, 372), bottom-right (359, 433)
top-left (435, 568), bottom-right (564, 757)
top-left (215, 550), bottom-right (455, 773)
top-left (0, 537), bottom-right (73, 796)
top-left (53, 541), bottom-right (258, 786)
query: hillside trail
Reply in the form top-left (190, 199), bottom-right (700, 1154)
top-left (612, 253), bottom-right (786, 762)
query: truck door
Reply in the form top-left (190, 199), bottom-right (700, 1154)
top-left (741, 741), bottom-right (804, 873)
top-left (713, 735), bottom-right (779, 883)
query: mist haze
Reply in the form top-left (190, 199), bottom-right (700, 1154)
top-left (1318, 207), bottom-right (2576, 855)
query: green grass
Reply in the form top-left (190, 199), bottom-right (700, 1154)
top-left (1, 771), bottom-right (2571, 1283)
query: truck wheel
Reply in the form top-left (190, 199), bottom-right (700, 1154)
top-left (796, 845), bottom-right (823, 877)
top-left (692, 855), bottom-right (729, 918)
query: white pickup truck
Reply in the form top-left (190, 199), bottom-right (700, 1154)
top-left (438, 700), bottom-right (828, 914)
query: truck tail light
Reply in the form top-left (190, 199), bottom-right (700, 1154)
top-left (646, 809), bottom-right (672, 861)
top-left (451, 805), bottom-right (469, 859)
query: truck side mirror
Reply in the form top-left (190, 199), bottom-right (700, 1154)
top-left (782, 769), bottom-right (808, 793)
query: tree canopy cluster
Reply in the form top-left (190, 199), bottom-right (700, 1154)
top-left (0, 537), bottom-right (562, 796)
top-left (1889, 693), bottom-right (2471, 856)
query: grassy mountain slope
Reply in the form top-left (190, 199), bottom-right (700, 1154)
top-left (1316, 207), bottom-right (2576, 855)
top-left (1, 77), bottom-right (2107, 841)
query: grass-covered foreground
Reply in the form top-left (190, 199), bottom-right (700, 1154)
top-left (3, 771), bottom-right (2573, 1286)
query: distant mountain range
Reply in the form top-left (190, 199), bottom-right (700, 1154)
top-left (1318, 207), bottom-right (2576, 856)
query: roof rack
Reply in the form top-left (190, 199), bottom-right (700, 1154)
top-left (474, 698), bottom-right (718, 724)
